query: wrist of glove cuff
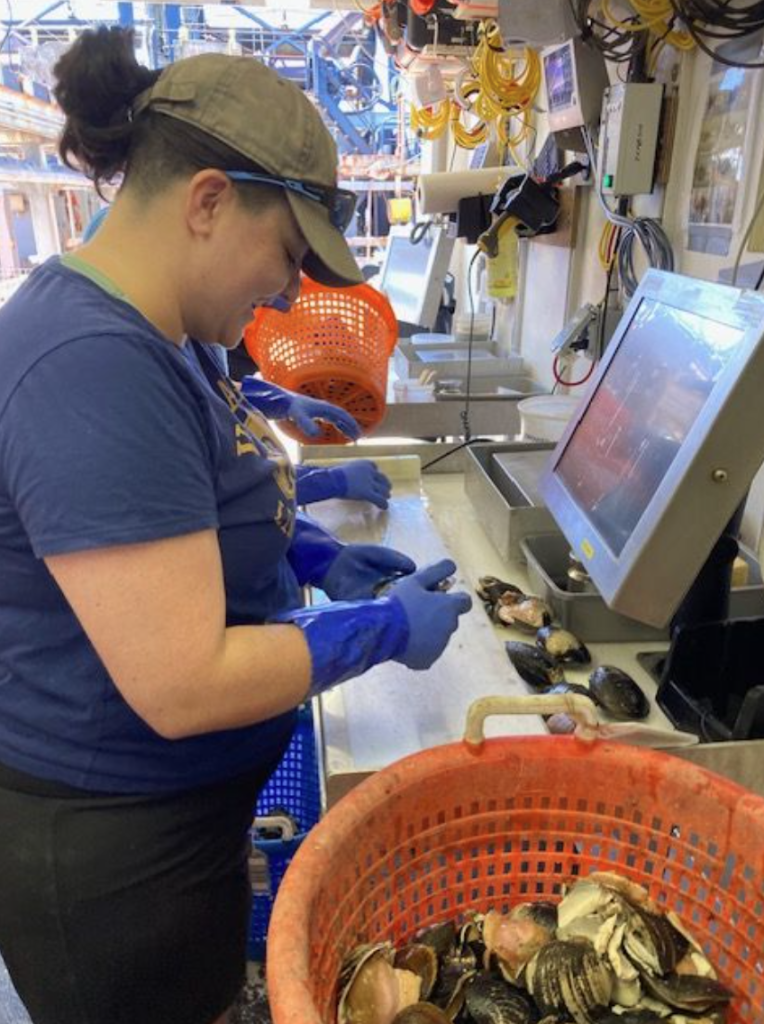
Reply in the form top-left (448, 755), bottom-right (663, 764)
top-left (272, 597), bottom-right (409, 698)
top-left (287, 515), bottom-right (344, 587)
top-left (241, 377), bottom-right (290, 419)
top-left (295, 466), bottom-right (347, 505)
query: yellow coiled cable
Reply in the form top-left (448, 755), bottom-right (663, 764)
top-left (598, 220), bottom-right (621, 271)
top-left (449, 100), bottom-right (489, 149)
top-left (471, 21), bottom-right (540, 113)
top-left (410, 101), bottom-right (450, 141)
top-left (445, 19), bottom-right (541, 152)
top-left (600, 0), bottom-right (694, 51)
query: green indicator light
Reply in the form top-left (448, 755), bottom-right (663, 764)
top-left (603, 174), bottom-right (614, 188)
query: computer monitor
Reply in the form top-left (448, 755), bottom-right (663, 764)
top-left (377, 226), bottom-right (455, 331)
top-left (540, 270), bottom-right (764, 628)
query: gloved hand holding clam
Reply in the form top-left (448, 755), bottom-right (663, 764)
top-left (335, 872), bottom-right (733, 1024)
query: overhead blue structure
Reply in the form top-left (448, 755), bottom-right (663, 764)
top-left (0, 3), bottom-right (409, 159)
top-left (117, 3), bottom-right (134, 28)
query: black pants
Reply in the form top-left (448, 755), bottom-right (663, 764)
top-left (0, 756), bottom-right (284, 1024)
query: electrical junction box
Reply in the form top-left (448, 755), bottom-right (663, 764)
top-left (498, 0), bottom-right (579, 46)
top-left (599, 83), bottom-right (664, 196)
top-left (542, 38), bottom-right (609, 134)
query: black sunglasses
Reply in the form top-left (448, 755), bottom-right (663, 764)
top-left (226, 171), bottom-right (357, 232)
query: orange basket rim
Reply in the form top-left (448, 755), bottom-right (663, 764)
top-left (266, 734), bottom-right (764, 1023)
top-left (243, 277), bottom-right (398, 366)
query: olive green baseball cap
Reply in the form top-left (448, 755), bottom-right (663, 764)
top-left (132, 53), bottom-right (362, 287)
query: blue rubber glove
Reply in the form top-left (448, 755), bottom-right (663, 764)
top-left (241, 377), bottom-right (361, 440)
top-left (287, 514), bottom-right (414, 600)
top-left (386, 559), bottom-right (472, 670)
top-left (296, 461), bottom-right (392, 509)
top-left (271, 559), bottom-right (472, 696)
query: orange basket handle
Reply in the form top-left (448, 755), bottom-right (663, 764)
top-left (463, 694), bottom-right (599, 751)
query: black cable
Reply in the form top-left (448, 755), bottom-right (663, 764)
top-left (410, 220), bottom-right (431, 245)
top-left (669, 0), bottom-right (764, 67)
top-left (421, 436), bottom-right (491, 472)
top-left (567, 0), bottom-right (644, 63)
top-left (460, 249), bottom-right (481, 443)
top-left (754, 265), bottom-right (764, 290)
top-left (597, 255), bottom-right (617, 357)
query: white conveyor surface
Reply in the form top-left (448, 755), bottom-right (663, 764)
top-left (305, 459), bottom-right (547, 804)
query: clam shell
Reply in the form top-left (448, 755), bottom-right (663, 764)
top-left (416, 921), bottom-right (457, 962)
top-left (588, 666), bottom-right (650, 721)
top-left (545, 713), bottom-right (578, 735)
top-left (536, 626), bottom-right (591, 665)
top-left (483, 903), bottom-right (556, 982)
top-left (337, 943), bottom-right (399, 1024)
top-left (640, 971), bottom-right (733, 1013)
top-left (464, 973), bottom-right (538, 1024)
top-left (391, 1002), bottom-right (452, 1024)
top-left (498, 597), bottom-right (553, 632)
top-left (394, 945), bottom-right (438, 1002)
top-left (505, 642), bottom-right (565, 690)
top-left (525, 939), bottom-right (614, 1023)
top-left (622, 904), bottom-right (689, 976)
top-left (476, 576), bottom-right (524, 604)
top-left (587, 1010), bottom-right (665, 1022)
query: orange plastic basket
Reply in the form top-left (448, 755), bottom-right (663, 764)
top-left (243, 279), bottom-right (398, 445)
top-left (267, 697), bottom-right (764, 1024)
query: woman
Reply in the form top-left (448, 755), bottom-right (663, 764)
top-left (0, 27), bottom-right (471, 1024)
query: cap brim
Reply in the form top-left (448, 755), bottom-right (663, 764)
top-left (286, 192), bottom-right (363, 288)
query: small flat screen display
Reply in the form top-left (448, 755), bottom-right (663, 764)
top-left (380, 236), bottom-right (436, 326)
top-left (556, 298), bottom-right (744, 555)
top-left (544, 46), bottom-right (575, 112)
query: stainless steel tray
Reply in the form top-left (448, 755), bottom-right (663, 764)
top-left (464, 442), bottom-right (558, 562)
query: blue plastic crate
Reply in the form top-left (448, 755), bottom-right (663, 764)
top-left (248, 704), bottom-right (320, 960)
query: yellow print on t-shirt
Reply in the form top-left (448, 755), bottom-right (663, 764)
top-left (215, 378), bottom-right (296, 530)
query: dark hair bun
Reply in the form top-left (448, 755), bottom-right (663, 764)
top-left (54, 26), bottom-right (160, 187)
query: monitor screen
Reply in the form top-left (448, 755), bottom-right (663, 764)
top-left (544, 45), bottom-right (575, 113)
top-left (541, 270), bottom-right (764, 627)
top-left (556, 299), bottom-right (743, 556)
top-left (378, 228), bottom-right (454, 329)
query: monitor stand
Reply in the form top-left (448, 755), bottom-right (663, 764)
top-left (641, 500), bottom-right (764, 741)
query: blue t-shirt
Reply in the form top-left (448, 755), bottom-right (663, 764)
top-left (0, 257), bottom-right (301, 793)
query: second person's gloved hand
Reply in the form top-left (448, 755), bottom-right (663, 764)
top-left (296, 460), bottom-right (392, 509)
top-left (241, 378), bottom-right (360, 440)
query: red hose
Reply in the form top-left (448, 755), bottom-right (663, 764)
top-left (552, 353), bottom-right (596, 387)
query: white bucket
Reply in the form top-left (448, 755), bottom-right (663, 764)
top-left (517, 395), bottom-right (581, 442)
